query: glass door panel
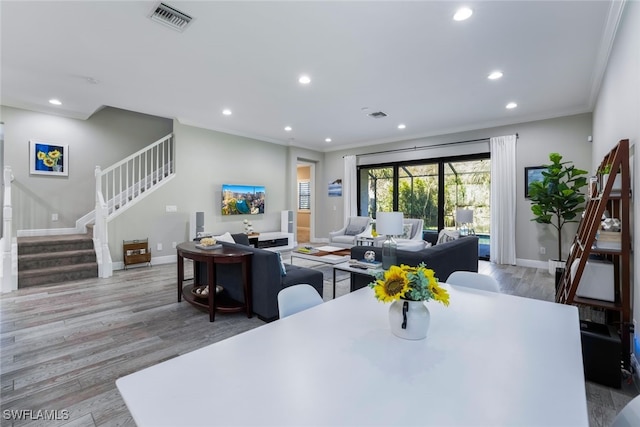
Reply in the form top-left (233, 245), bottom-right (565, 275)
top-left (398, 164), bottom-right (439, 232)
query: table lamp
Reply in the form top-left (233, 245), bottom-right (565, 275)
top-left (376, 212), bottom-right (404, 269)
top-left (456, 208), bottom-right (474, 236)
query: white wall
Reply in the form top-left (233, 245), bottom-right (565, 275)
top-left (107, 120), bottom-right (293, 262)
top-left (322, 113), bottom-right (593, 264)
top-left (591, 1), bottom-right (640, 352)
top-left (1, 106), bottom-right (173, 231)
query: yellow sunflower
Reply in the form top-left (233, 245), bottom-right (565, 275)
top-left (372, 265), bottom-right (409, 302)
top-left (48, 150), bottom-right (61, 159)
top-left (428, 280), bottom-right (450, 306)
top-left (37, 151), bottom-right (47, 160)
top-left (43, 157), bottom-right (55, 167)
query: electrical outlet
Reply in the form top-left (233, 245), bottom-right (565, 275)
top-left (172, 241), bottom-right (177, 249)
top-left (51, 213), bottom-right (58, 221)
top-left (157, 243), bottom-right (163, 251)
top-left (166, 205), bottom-right (177, 212)
top-left (539, 247), bottom-right (546, 255)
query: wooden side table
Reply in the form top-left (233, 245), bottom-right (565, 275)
top-left (177, 242), bottom-right (253, 322)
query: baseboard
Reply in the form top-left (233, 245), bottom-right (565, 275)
top-left (113, 254), bottom-right (177, 271)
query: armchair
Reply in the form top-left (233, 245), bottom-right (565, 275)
top-left (374, 218), bottom-right (425, 251)
top-left (328, 216), bottom-right (372, 248)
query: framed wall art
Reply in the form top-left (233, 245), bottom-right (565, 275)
top-left (30, 140), bottom-right (68, 176)
top-left (524, 166), bottom-right (545, 198)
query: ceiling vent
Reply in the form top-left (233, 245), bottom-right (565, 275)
top-left (149, 2), bottom-right (193, 32)
top-left (368, 111), bottom-right (388, 119)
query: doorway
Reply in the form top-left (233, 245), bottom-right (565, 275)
top-left (296, 162), bottom-right (314, 244)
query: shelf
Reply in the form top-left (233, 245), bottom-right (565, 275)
top-left (572, 296), bottom-right (622, 311)
top-left (181, 283), bottom-right (245, 313)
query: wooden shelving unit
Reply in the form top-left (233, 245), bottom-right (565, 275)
top-left (123, 239), bottom-right (151, 269)
top-left (557, 139), bottom-right (632, 370)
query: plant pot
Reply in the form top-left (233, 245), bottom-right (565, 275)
top-left (548, 259), bottom-right (565, 275)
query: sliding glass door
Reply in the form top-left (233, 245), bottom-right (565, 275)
top-left (358, 153), bottom-right (490, 259)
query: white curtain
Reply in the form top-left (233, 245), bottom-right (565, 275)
top-left (490, 135), bottom-right (517, 265)
top-left (343, 155), bottom-right (357, 224)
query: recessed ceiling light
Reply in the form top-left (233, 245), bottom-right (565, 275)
top-left (284, 126), bottom-right (292, 132)
top-left (222, 109), bottom-right (232, 116)
top-left (298, 75), bottom-right (311, 85)
top-left (453, 7), bottom-right (473, 21)
top-left (488, 71), bottom-right (503, 80)
top-left (49, 99), bottom-right (62, 105)
top-left (506, 102), bottom-right (518, 109)
top-left (325, 138), bottom-right (332, 143)
top-left (398, 124), bottom-right (406, 129)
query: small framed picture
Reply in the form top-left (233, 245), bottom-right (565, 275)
top-left (524, 166), bottom-right (546, 198)
top-left (30, 140), bottom-right (68, 176)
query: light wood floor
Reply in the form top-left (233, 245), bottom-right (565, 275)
top-left (0, 258), bottom-right (637, 426)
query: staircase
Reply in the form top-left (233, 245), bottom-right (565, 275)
top-left (3, 133), bottom-right (175, 291)
top-left (17, 230), bottom-right (98, 287)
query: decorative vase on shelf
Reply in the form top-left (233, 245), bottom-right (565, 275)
top-left (388, 299), bottom-right (430, 340)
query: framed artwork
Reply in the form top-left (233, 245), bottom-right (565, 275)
top-left (328, 179), bottom-right (342, 197)
top-left (30, 140), bottom-right (68, 176)
top-left (524, 166), bottom-right (545, 198)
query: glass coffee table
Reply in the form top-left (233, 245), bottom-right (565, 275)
top-left (290, 245), bottom-right (351, 266)
top-left (332, 261), bottom-right (383, 299)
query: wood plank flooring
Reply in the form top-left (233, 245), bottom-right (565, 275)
top-left (1, 258), bottom-right (637, 426)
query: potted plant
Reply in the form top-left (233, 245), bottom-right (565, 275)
top-left (528, 153), bottom-right (588, 274)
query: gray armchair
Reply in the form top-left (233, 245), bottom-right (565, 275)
top-left (328, 216), bottom-right (372, 248)
top-left (374, 218), bottom-right (425, 251)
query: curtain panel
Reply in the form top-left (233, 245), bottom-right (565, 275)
top-left (490, 135), bottom-right (517, 265)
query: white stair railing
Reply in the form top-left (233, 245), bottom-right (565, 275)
top-left (94, 133), bottom-right (175, 278)
top-left (1, 166), bottom-right (17, 292)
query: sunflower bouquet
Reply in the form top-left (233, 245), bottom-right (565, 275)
top-left (368, 262), bottom-right (450, 306)
top-left (37, 149), bottom-right (61, 169)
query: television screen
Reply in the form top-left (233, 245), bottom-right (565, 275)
top-left (221, 184), bottom-right (265, 215)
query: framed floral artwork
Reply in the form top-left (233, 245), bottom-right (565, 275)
top-left (29, 140), bottom-right (68, 176)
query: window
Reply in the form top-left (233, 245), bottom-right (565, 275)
top-left (298, 181), bottom-right (310, 210)
top-left (358, 153), bottom-right (490, 259)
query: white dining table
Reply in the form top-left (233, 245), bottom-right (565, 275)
top-left (116, 284), bottom-right (588, 426)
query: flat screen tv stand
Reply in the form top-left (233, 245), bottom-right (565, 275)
top-left (248, 232), bottom-right (294, 251)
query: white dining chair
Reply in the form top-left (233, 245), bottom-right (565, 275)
top-left (612, 394), bottom-right (640, 427)
top-left (277, 284), bottom-right (323, 318)
top-left (446, 271), bottom-right (501, 293)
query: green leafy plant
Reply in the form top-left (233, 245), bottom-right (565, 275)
top-left (528, 153), bottom-right (588, 261)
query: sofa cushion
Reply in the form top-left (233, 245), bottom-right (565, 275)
top-left (345, 223), bottom-right (366, 235)
top-left (437, 229), bottom-right (460, 245)
top-left (332, 235), bottom-right (356, 245)
top-left (215, 232), bottom-right (236, 243)
top-left (231, 233), bottom-right (250, 246)
top-left (276, 252), bottom-right (287, 276)
top-left (399, 223), bottom-right (413, 239)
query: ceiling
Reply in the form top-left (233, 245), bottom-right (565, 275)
top-left (0, 1), bottom-right (623, 152)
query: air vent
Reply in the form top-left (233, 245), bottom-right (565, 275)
top-left (368, 111), bottom-right (388, 119)
top-left (149, 2), bottom-right (193, 32)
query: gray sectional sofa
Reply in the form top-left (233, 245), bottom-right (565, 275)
top-left (197, 234), bottom-right (323, 322)
top-left (350, 236), bottom-right (479, 290)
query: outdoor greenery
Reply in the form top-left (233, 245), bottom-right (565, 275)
top-left (362, 159), bottom-right (491, 234)
top-left (528, 152), bottom-right (588, 261)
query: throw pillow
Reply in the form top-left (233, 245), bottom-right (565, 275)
top-left (400, 223), bottom-right (413, 239)
top-left (231, 233), bottom-right (250, 246)
top-left (276, 252), bottom-right (287, 276)
top-left (344, 224), bottom-right (366, 236)
top-left (436, 229), bottom-right (460, 245)
top-left (214, 232), bottom-right (235, 243)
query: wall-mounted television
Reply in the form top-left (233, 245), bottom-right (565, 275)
top-left (221, 184), bottom-right (265, 215)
